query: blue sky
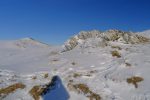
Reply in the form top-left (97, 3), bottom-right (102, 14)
top-left (0, 0), bottom-right (150, 44)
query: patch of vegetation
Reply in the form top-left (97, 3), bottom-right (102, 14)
top-left (29, 85), bottom-right (44, 100)
top-left (85, 74), bottom-right (92, 77)
top-left (73, 72), bottom-right (92, 78)
top-left (52, 59), bottom-right (59, 62)
top-left (127, 76), bottom-right (144, 88)
top-left (71, 62), bottom-right (76, 65)
top-left (32, 76), bottom-right (37, 80)
top-left (111, 46), bottom-right (122, 50)
top-left (44, 73), bottom-right (49, 78)
top-left (69, 80), bottom-right (74, 83)
top-left (111, 50), bottom-right (121, 58)
top-left (0, 83), bottom-right (26, 97)
top-left (29, 76), bottom-right (60, 100)
top-left (73, 73), bottom-right (82, 78)
top-left (125, 62), bottom-right (131, 67)
top-left (68, 83), bottom-right (101, 100)
top-left (89, 70), bottom-right (97, 74)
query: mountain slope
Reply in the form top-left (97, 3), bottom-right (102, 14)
top-left (0, 30), bottom-right (150, 100)
top-left (63, 30), bottom-right (149, 51)
top-left (0, 38), bottom-right (60, 73)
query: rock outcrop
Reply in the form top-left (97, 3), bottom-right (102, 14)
top-left (63, 30), bottom-right (150, 51)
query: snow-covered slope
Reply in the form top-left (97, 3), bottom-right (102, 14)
top-left (138, 30), bottom-right (150, 37)
top-left (0, 38), bottom-right (60, 73)
top-left (63, 30), bottom-right (149, 51)
top-left (0, 30), bottom-right (150, 100)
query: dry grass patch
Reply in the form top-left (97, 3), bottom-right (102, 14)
top-left (73, 73), bottom-right (82, 78)
top-left (30, 76), bottom-right (59, 100)
top-left (89, 70), bottom-right (97, 74)
top-left (44, 73), bottom-right (49, 78)
top-left (111, 50), bottom-right (121, 58)
top-left (32, 76), bottom-right (37, 80)
top-left (0, 83), bottom-right (26, 96)
top-left (68, 83), bottom-right (101, 100)
top-left (125, 62), bottom-right (131, 67)
top-left (71, 62), bottom-right (76, 65)
top-left (29, 85), bottom-right (45, 100)
top-left (111, 46), bottom-right (122, 50)
top-left (52, 59), bottom-right (59, 62)
top-left (127, 76), bottom-right (144, 88)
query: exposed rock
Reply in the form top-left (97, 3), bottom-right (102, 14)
top-left (63, 30), bottom-right (150, 52)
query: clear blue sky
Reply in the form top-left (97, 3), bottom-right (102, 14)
top-left (0, 0), bottom-right (150, 44)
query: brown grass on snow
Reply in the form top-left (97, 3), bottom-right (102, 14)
top-left (111, 50), bottom-right (121, 58)
top-left (29, 85), bottom-right (45, 100)
top-left (68, 83), bottom-right (101, 100)
top-left (0, 83), bottom-right (26, 96)
top-left (111, 46), bottom-right (122, 50)
top-left (127, 76), bottom-right (144, 88)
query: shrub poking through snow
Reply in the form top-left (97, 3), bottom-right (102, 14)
top-left (127, 76), bottom-right (144, 88)
top-left (68, 83), bottom-right (101, 100)
top-left (0, 83), bottom-right (26, 97)
top-left (111, 50), bottom-right (121, 58)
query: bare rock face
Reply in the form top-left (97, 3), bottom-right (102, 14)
top-left (62, 30), bottom-right (150, 52)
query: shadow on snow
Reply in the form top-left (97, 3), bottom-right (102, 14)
top-left (42, 75), bottom-right (70, 100)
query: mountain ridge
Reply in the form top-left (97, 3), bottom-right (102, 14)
top-left (63, 29), bottom-right (150, 52)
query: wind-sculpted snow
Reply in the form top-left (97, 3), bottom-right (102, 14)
top-left (63, 30), bottom-right (150, 51)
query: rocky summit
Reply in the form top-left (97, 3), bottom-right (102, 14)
top-left (63, 30), bottom-right (149, 51)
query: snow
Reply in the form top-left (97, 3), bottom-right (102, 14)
top-left (0, 30), bottom-right (150, 100)
top-left (43, 76), bottom-right (69, 100)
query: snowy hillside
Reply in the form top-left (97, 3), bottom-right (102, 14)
top-left (0, 30), bottom-right (150, 100)
top-left (138, 30), bottom-right (150, 37)
top-left (63, 30), bottom-right (149, 51)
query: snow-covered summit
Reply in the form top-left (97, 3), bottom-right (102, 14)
top-left (14, 37), bottom-right (49, 48)
top-left (63, 29), bottom-right (150, 51)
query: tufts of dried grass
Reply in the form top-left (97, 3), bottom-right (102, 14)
top-left (73, 73), bottom-right (82, 78)
top-left (44, 73), bottom-right (49, 78)
top-left (32, 76), bottom-right (37, 80)
top-left (127, 76), bottom-right (144, 88)
top-left (29, 85), bottom-right (45, 100)
top-left (111, 50), bottom-right (121, 58)
top-left (125, 62), bottom-right (131, 67)
top-left (0, 83), bottom-right (26, 96)
top-left (68, 83), bottom-right (101, 100)
top-left (111, 46), bottom-right (122, 50)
